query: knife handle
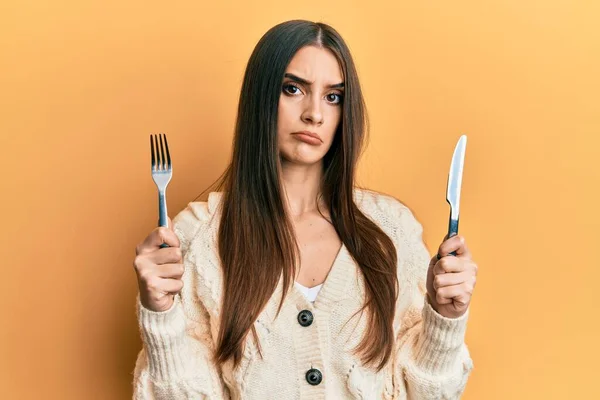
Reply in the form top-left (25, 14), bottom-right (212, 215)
top-left (448, 216), bottom-right (459, 256)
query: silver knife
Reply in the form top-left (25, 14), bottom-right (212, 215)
top-left (446, 135), bottom-right (467, 254)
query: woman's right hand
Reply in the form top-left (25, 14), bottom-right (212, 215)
top-left (133, 217), bottom-right (184, 312)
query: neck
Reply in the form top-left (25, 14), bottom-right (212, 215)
top-left (280, 160), bottom-right (325, 217)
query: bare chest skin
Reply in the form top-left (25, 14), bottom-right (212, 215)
top-left (292, 210), bottom-right (342, 288)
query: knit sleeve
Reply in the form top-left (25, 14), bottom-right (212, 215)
top-left (389, 200), bottom-right (474, 399)
top-left (132, 204), bottom-right (229, 399)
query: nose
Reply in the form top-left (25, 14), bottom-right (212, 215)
top-left (301, 96), bottom-right (324, 126)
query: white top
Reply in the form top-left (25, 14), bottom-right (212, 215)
top-left (293, 281), bottom-right (323, 303)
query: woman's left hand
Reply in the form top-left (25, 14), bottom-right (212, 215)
top-left (426, 234), bottom-right (478, 319)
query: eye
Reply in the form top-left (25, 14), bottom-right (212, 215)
top-left (326, 93), bottom-right (343, 105)
top-left (283, 83), bottom-right (302, 96)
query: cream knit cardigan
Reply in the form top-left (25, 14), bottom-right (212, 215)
top-left (132, 189), bottom-right (474, 399)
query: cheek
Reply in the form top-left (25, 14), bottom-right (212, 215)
top-left (277, 98), bottom-right (294, 130)
top-left (324, 107), bottom-right (342, 139)
top-left (277, 100), bottom-right (292, 148)
top-left (330, 107), bottom-right (342, 124)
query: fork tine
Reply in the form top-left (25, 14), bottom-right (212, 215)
top-left (155, 134), bottom-right (161, 170)
top-left (158, 134), bottom-right (165, 171)
top-left (150, 134), bottom-right (156, 170)
top-left (162, 133), bottom-right (171, 170)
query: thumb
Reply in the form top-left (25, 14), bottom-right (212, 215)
top-left (159, 217), bottom-right (174, 230)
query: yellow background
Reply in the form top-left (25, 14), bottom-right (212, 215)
top-left (1, 1), bottom-right (598, 398)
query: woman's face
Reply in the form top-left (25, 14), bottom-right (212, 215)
top-left (277, 45), bottom-right (344, 165)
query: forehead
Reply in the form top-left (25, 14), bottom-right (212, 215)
top-left (286, 46), bottom-right (343, 83)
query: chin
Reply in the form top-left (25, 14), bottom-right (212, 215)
top-left (280, 153), bottom-right (325, 165)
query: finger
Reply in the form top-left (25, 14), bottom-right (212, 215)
top-left (137, 226), bottom-right (180, 254)
top-left (157, 277), bottom-right (184, 294)
top-left (437, 235), bottom-right (471, 259)
top-left (435, 290), bottom-right (453, 304)
top-left (155, 263), bottom-right (185, 279)
top-left (147, 247), bottom-right (183, 265)
top-left (433, 270), bottom-right (472, 290)
top-left (436, 283), bottom-right (472, 305)
top-left (433, 256), bottom-right (466, 275)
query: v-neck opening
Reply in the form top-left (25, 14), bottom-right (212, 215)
top-left (262, 240), bottom-right (358, 324)
top-left (294, 241), bottom-right (345, 287)
top-left (290, 242), bottom-right (354, 309)
top-left (294, 281), bottom-right (324, 290)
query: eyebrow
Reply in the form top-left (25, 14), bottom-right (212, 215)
top-left (284, 73), bottom-right (345, 89)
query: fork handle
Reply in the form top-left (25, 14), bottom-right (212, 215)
top-left (158, 191), bottom-right (169, 248)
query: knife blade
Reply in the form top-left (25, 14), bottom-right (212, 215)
top-left (446, 135), bottom-right (467, 255)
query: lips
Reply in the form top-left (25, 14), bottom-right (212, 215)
top-left (292, 131), bottom-right (322, 144)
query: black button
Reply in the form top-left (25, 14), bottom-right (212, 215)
top-left (305, 368), bottom-right (322, 385)
top-left (297, 310), bottom-right (314, 327)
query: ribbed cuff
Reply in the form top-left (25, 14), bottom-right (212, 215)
top-left (136, 294), bottom-right (190, 382)
top-left (413, 296), bottom-right (469, 375)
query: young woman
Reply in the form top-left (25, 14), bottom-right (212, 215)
top-left (132, 20), bottom-right (477, 399)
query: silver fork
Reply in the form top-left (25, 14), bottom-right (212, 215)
top-left (150, 133), bottom-right (172, 248)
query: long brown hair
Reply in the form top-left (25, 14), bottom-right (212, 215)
top-left (199, 20), bottom-right (399, 372)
